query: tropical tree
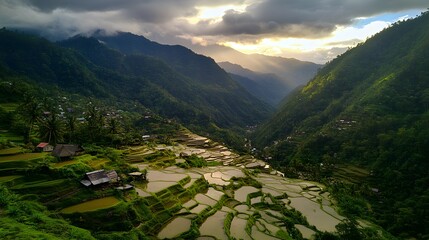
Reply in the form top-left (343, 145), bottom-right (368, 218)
top-left (84, 103), bottom-right (105, 142)
top-left (65, 111), bottom-right (77, 143)
top-left (38, 112), bottom-right (64, 145)
top-left (17, 94), bottom-right (42, 142)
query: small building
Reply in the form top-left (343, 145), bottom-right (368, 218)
top-left (116, 184), bottom-right (134, 190)
top-left (106, 170), bottom-right (120, 183)
top-left (52, 144), bottom-right (83, 158)
top-left (80, 169), bottom-right (119, 187)
top-left (128, 171), bottom-right (147, 180)
top-left (36, 142), bottom-right (54, 152)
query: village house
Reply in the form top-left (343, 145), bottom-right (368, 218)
top-left (36, 142), bottom-right (54, 152)
top-left (80, 169), bottom-right (119, 187)
top-left (52, 144), bottom-right (83, 158)
top-left (128, 171), bottom-right (147, 181)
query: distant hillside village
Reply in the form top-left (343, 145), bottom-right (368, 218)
top-left (35, 142), bottom-right (147, 189)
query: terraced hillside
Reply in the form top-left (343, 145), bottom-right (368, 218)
top-left (0, 130), bottom-right (391, 239)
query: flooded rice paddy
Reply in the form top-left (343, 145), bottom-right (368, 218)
top-left (128, 132), bottom-right (347, 239)
top-left (157, 217), bottom-right (192, 239)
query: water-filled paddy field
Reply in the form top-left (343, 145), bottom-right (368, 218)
top-left (61, 196), bottom-right (120, 214)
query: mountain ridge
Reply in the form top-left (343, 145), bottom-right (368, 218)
top-left (0, 29), bottom-right (272, 150)
top-left (253, 12), bottom-right (429, 238)
top-left (218, 61), bottom-right (292, 106)
top-left (189, 43), bottom-right (322, 88)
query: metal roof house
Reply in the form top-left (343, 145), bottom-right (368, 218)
top-left (36, 142), bottom-right (54, 152)
top-left (52, 144), bottom-right (83, 158)
top-left (80, 169), bottom-right (119, 187)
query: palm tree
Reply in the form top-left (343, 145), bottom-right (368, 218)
top-left (65, 113), bottom-right (76, 143)
top-left (38, 113), bottom-right (64, 145)
top-left (85, 104), bottom-right (104, 142)
top-left (108, 118), bottom-right (120, 134)
top-left (17, 94), bottom-right (41, 142)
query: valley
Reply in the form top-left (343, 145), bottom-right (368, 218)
top-left (1, 130), bottom-right (387, 239)
top-left (0, 7), bottom-right (428, 240)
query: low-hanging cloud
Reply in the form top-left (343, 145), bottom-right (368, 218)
top-left (191, 0), bottom-right (428, 38)
top-left (0, 0), bottom-right (427, 41)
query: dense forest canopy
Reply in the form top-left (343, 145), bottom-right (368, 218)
top-left (254, 12), bottom-right (429, 239)
top-left (0, 10), bottom-right (428, 240)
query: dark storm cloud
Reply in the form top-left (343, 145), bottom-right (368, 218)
top-left (0, 0), bottom-right (427, 40)
top-left (23, 0), bottom-right (243, 23)
top-left (194, 0), bottom-right (428, 38)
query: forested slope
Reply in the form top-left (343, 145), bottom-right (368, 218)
top-left (254, 12), bottom-right (429, 238)
top-left (0, 29), bottom-right (272, 149)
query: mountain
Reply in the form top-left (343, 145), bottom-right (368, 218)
top-left (0, 29), bottom-right (272, 149)
top-left (82, 32), bottom-right (273, 123)
top-left (92, 32), bottom-right (239, 88)
top-left (254, 12), bottom-right (429, 238)
top-left (189, 43), bottom-right (322, 89)
top-left (218, 61), bottom-right (292, 106)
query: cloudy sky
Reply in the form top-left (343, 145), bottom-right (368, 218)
top-left (0, 0), bottom-right (427, 63)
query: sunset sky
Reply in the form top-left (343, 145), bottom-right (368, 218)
top-left (1, 0), bottom-right (427, 63)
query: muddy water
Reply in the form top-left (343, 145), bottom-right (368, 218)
top-left (145, 181), bottom-right (178, 192)
top-left (199, 211), bottom-right (228, 240)
top-left (289, 197), bottom-right (341, 232)
top-left (205, 188), bottom-right (224, 201)
top-left (130, 140), bottom-right (347, 236)
top-left (295, 224), bottom-right (316, 239)
top-left (234, 186), bottom-right (259, 202)
top-left (157, 217), bottom-right (191, 239)
top-left (230, 217), bottom-right (251, 240)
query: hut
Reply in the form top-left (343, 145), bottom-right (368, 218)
top-left (128, 171), bottom-right (147, 180)
top-left (80, 169), bottom-right (119, 187)
top-left (36, 142), bottom-right (54, 152)
top-left (106, 170), bottom-right (120, 183)
top-left (52, 144), bottom-right (83, 158)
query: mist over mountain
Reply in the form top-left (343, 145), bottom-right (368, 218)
top-left (1, 1), bottom-right (429, 239)
top-left (189, 43), bottom-right (322, 89)
top-left (218, 61), bottom-right (292, 106)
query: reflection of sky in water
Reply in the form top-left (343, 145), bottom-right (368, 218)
top-left (130, 144), bottom-right (344, 236)
top-left (157, 217), bottom-right (191, 239)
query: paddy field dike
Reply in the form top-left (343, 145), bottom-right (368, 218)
top-left (1, 131), bottom-right (350, 239)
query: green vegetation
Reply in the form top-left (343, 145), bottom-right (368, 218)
top-left (254, 11), bottom-right (429, 239)
top-left (179, 154), bottom-right (208, 168)
top-left (0, 147), bottom-right (22, 155)
top-left (61, 197), bottom-right (121, 214)
top-left (0, 11), bottom-right (428, 239)
top-left (0, 153), bottom-right (46, 162)
top-left (0, 175), bottom-right (21, 183)
top-left (0, 186), bottom-right (95, 239)
top-left (0, 27), bottom-right (272, 153)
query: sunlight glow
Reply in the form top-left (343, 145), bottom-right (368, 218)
top-left (221, 20), bottom-right (391, 63)
top-left (184, 4), bottom-right (247, 24)
top-left (198, 5), bottom-right (246, 19)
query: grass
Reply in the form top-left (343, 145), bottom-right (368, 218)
top-left (0, 103), bottom-right (19, 112)
top-left (0, 131), bottom-right (23, 143)
top-left (87, 158), bottom-right (110, 168)
top-left (333, 164), bottom-right (370, 184)
top-left (11, 179), bottom-right (68, 190)
top-left (0, 153), bottom-right (47, 162)
top-left (61, 196), bottom-right (121, 214)
top-left (53, 160), bottom-right (77, 168)
top-left (0, 147), bottom-right (23, 156)
top-left (53, 157), bottom-right (110, 169)
top-left (0, 175), bottom-right (22, 183)
top-left (0, 217), bottom-right (66, 240)
top-left (75, 154), bottom-right (97, 162)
